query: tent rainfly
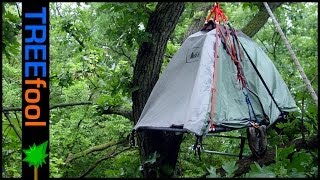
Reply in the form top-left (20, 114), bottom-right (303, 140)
top-left (133, 22), bottom-right (298, 137)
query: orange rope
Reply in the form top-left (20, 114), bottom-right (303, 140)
top-left (209, 22), bottom-right (220, 132)
top-left (205, 2), bottom-right (228, 24)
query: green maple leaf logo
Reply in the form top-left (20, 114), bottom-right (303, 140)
top-left (23, 141), bottom-right (48, 169)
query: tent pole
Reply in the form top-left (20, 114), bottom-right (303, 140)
top-left (263, 2), bottom-right (318, 106)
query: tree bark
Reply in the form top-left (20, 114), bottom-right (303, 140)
top-left (132, 2), bottom-right (185, 178)
top-left (241, 2), bottom-right (284, 38)
top-left (180, 3), bottom-right (213, 43)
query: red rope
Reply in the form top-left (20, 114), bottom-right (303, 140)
top-left (219, 26), bottom-right (247, 88)
top-left (209, 22), bottom-right (220, 132)
top-left (208, 2), bottom-right (248, 132)
top-left (205, 2), bottom-right (228, 24)
top-left (226, 28), bottom-right (246, 88)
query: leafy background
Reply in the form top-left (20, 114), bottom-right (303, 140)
top-left (2, 2), bottom-right (318, 178)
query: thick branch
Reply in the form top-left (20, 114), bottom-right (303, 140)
top-left (2, 101), bottom-right (92, 112)
top-left (78, 146), bottom-right (132, 178)
top-left (65, 138), bottom-right (127, 164)
top-left (180, 3), bottom-right (213, 43)
top-left (241, 2), bottom-right (284, 38)
top-left (50, 101), bottom-right (92, 109)
top-left (102, 106), bottom-right (133, 120)
top-left (3, 101), bottom-right (133, 121)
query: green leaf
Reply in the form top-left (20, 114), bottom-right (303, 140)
top-left (245, 162), bottom-right (276, 178)
top-left (288, 151), bottom-right (312, 172)
top-left (206, 166), bottom-right (219, 178)
top-left (222, 160), bottom-right (238, 177)
top-left (287, 168), bottom-right (306, 178)
top-left (277, 145), bottom-right (295, 162)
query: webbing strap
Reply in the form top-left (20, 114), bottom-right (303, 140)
top-left (220, 25), bottom-right (271, 124)
top-left (229, 24), bottom-right (284, 115)
top-left (219, 26), bottom-right (246, 88)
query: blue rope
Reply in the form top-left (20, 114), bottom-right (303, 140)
top-left (244, 92), bottom-right (252, 121)
top-left (243, 90), bottom-right (258, 123)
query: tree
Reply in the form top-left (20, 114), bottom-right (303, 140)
top-left (2, 2), bottom-right (317, 178)
top-left (132, 2), bottom-right (286, 178)
top-left (132, 2), bottom-right (185, 177)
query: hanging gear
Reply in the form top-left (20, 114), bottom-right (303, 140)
top-left (247, 125), bottom-right (267, 158)
top-left (207, 2), bottom-right (232, 132)
top-left (204, 3), bottom-right (276, 135)
top-left (228, 22), bottom-right (284, 118)
top-left (193, 135), bottom-right (203, 160)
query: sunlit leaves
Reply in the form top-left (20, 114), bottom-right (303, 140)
top-left (245, 162), bottom-right (276, 177)
top-left (2, 3), bottom-right (21, 59)
top-left (2, 2), bottom-right (318, 178)
top-left (222, 160), bottom-right (238, 177)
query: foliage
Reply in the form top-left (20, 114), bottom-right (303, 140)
top-left (2, 2), bottom-right (318, 178)
top-left (245, 146), bottom-right (316, 178)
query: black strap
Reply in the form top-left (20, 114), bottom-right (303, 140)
top-left (222, 26), bottom-right (271, 125)
top-left (235, 37), bottom-right (283, 115)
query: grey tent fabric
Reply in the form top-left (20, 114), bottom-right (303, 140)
top-left (134, 28), bottom-right (298, 136)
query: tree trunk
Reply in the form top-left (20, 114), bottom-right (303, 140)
top-left (241, 2), bottom-right (283, 38)
top-left (132, 2), bottom-right (286, 178)
top-left (132, 2), bottom-right (185, 178)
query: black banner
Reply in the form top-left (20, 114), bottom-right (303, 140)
top-left (22, 2), bottom-right (49, 180)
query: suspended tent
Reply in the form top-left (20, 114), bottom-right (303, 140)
top-left (133, 3), bottom-right (298, 157)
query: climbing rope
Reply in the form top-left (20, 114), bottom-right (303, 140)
top-left (205, 2), bottom-right (228, 24)
top-left (206, 2), bottom-right (273, 131)
top-left (209, 21), bottom-right (220, 132)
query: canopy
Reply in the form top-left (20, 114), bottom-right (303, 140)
top-left (134, 27), bottom-right (298, 136)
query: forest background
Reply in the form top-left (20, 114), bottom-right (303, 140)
top-left (2, 2), bottom-right (318, 178)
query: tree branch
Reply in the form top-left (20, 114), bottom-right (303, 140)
top-left (65, 138), bottom-right (128, 164)
top-left (108, 45), bottom-right (134, 67)
top-left (180, 2), bottom-right (284, 43)
top-left (13, 111), bottom-right (22, 131)
top-left (78, 146), bottom-right (132, 178)
top-left (2, 101), bottom-right (92, 112)
top-left (15, 3), bottom-right (21, 18)
top-left (2, 111), bottom-right (22, 141)
top-left (3, 101), bottom-right (133, 121)
top-left (241, 2), bottom-right (284, 38)
top-left (102, 105), bottom-right (133, 120)
top-left (50, 101), bottom-right (92, 110)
